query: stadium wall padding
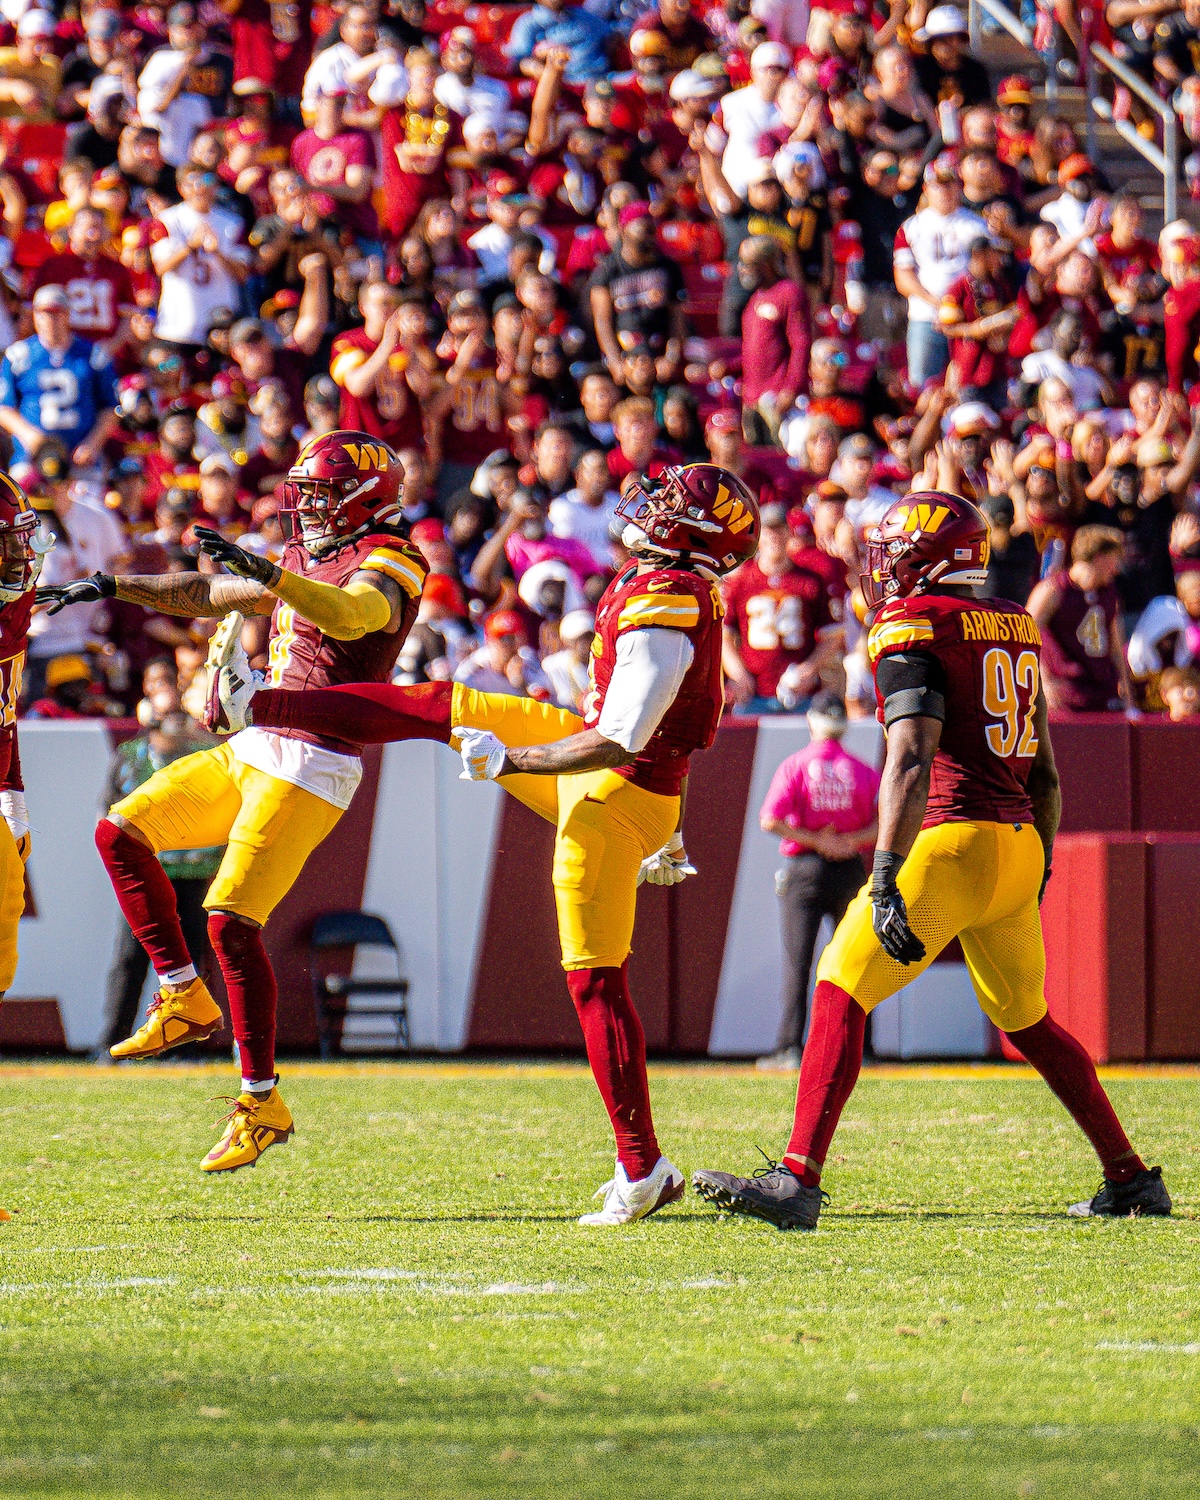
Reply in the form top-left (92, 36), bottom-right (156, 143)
top-left (10, 717), bottom-right (1200, 1059)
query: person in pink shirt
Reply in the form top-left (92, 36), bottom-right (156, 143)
top-left (757, 690), bottom-right (879, 1070)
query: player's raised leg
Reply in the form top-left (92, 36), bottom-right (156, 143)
top-left (238, 679), bottom-right (583, 751)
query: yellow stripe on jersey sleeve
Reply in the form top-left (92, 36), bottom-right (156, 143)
top-left (617, 594), bottom-right (701, 631)
top-left (363, 548), bottom-right (425, 598)
top-left (867, 617), bottom-right (934, 663)
top-left (330, 348), bottom-right (366, 385)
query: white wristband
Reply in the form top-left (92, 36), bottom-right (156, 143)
top-left (665, 831), bottom-right (685, 856)
top-left (0, 789), bottom-right (28, 839)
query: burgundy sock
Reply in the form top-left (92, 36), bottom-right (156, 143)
top-left (208, 912), bottom-right (277, 1083)
top-left (566, 964), bottom-right (661, 1181)
top-left (251, 682), bottom-right (453, 745)
top-left (1006, 1013), bottom-right (1145, 1182)
top-left (783, 980), bottom-right (867, 1186)
top-left (95, 819), bottom-right (192, 978)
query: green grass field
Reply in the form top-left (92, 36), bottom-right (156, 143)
top-left (0, 1061), bottom-right (1197, 1499)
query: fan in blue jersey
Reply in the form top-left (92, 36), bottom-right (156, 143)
top-left (0, 285), bottom-right (120, 467)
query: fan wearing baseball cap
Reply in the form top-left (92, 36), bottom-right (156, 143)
top-left (714, 41), bottom-right (790, 200)
top-left (913, 6), bottom-right (990, 107)
top-left (0, 286), bottom-right (120, 467)
top-left (0, 7), bottom-right (61, 121)
top-left (894, 153), bottom-right (987, 387)
top-left (937, 235), bottom-right (1017, 410)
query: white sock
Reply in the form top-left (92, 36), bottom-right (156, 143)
top-left (243, 1077), bottom-right (276, 1096)
top-left (159, 964), bottom-right (197, 989)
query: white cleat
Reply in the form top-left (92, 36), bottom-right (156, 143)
top-left (202, 612), bottom-right (262, 734)
top-left (577, 1156), bottom-right (686, 1226)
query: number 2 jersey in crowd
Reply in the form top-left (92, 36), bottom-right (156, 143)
top-left (229, 528), bottom-right (427, 809)
top-left (582, 563), bottom-right (725, 797)
top-left (0, 335), bottom-right (118, 463)
top-left (867, 592), bottom-right (1043, 828)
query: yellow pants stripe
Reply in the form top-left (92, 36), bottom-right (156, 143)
top-left (817, 819), bottom-right (1048, 1034)
top-left (451, 686), bottom-right (678, 970)
top-left (110, 742), bottom-right (343, 928)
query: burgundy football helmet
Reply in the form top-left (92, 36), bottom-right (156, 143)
top-left (614, 463), bottom-right (760, 576)
top-left (862, 490), bottom-right (990, 610)
top-left (279, 430), bottom-right (403, 556)
top-left (0, 471), bottom-right (48, 603)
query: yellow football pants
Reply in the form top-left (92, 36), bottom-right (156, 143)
top-left (451, 685), bottom-right (679, 969)
top-left (110, 742), bottom-right (344, 927)
top-left (816, 819), bottom-right (1049, 1033)
top-left (0, 820), bottom-right (24, 992)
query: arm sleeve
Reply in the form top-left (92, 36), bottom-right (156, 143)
top-left (268, 572), bottom-right (392, 641)
top-left (596, 628), bottom-right (695, 753)
top-left (874, 650), bottom-right (948, 726)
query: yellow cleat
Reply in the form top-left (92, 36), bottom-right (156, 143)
top-left (110, 978), bottom-right (223, 1059)
top-left (200, 1088), bottom-right (293, 1173)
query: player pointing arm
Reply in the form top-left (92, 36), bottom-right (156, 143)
top-left (37, 433), bottom-right (428, 1175)
top-left (210, 463), bottom-right (758, 1223)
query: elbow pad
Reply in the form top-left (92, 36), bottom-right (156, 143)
top-left (269, 574), bottom-right (391, 641)
top-left (883, 686), bottom-right (945, 727)
top-left (875, 650), bottom-right (947, 726)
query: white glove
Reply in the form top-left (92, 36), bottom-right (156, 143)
top-left (638, 831), bottom-right (697, 887)
top-left (0, 789), bottom-right (29, 842)
top-left (458, 727), bottom-right (509, 782)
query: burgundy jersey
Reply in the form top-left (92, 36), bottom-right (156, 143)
top-left (329, 328), bottom-right (425, 453)
top-left (0, 591), bottom-right (31, 792)
top-left (722, 559), bottom-right (833, 696)
top-left (868, 592), bottom-right (1043, 827)
top-left (1036, 570), bottom-right (1120, 712)
top-left (266, 528), bottom-right (427, 755)
top-left (31, 252), bottom-right (135, 342)
top-left (584, 563), bottom-right (725, 796)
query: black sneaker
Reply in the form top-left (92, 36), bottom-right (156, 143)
top-left (1067, 1165), bottom-right (1172, 1218)
top-left (693, 1157), bottom-right (828, 1231)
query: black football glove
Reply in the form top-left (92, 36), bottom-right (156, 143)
top-left (35, 572), bottom-right (115, 615)
top-left (1038, 861), bottom-right (1052, 905)
top-left (871, 851), bottom-right (926, 965)
top-left (194, 526), bottom-right (280, 585)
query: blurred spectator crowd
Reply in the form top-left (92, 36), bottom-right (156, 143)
top-left (6, 0), bottom-right (1200, 729)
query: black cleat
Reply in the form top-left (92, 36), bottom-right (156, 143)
top-left (1067, 1165), bottom-right (1172, 1219)
top-left (693, 1157), bottom-right (828, 1231)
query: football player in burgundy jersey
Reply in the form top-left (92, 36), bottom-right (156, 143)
top-left (695, 491), bottom-right (1170, 1229)
top-left (215, 463), bottom-right (760, 1224)
top-left (37, 433), bottom-right (428, 1172)
top-left (0, 476), bottom-right (52, 1010)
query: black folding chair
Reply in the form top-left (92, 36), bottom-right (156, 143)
top-left (310, 911), bottom-right (410, 1059)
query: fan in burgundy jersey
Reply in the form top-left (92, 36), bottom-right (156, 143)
top-left (31, 207), bottom-right (136, 347)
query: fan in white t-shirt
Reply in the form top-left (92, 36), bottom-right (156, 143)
top-left (715, 42), bottom-right (790, 200)
top-left (150, 168), bottom-right (250, 345)
top-left (547, 450), bottom-right (620, 570)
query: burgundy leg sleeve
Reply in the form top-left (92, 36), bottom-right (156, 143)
top-left (1006, 1013), bottom-right (1145, 1182)
top-left (95, 818), bottom-right (192, 978)
top-left (566, 964), bottom-right (661, 1182)
top-left (784, 980), bottom-right (867, 1185)
top-left (250, 682), bottom-right (453, 745)
top-left (209, 912), bottom-right (277, 1082)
